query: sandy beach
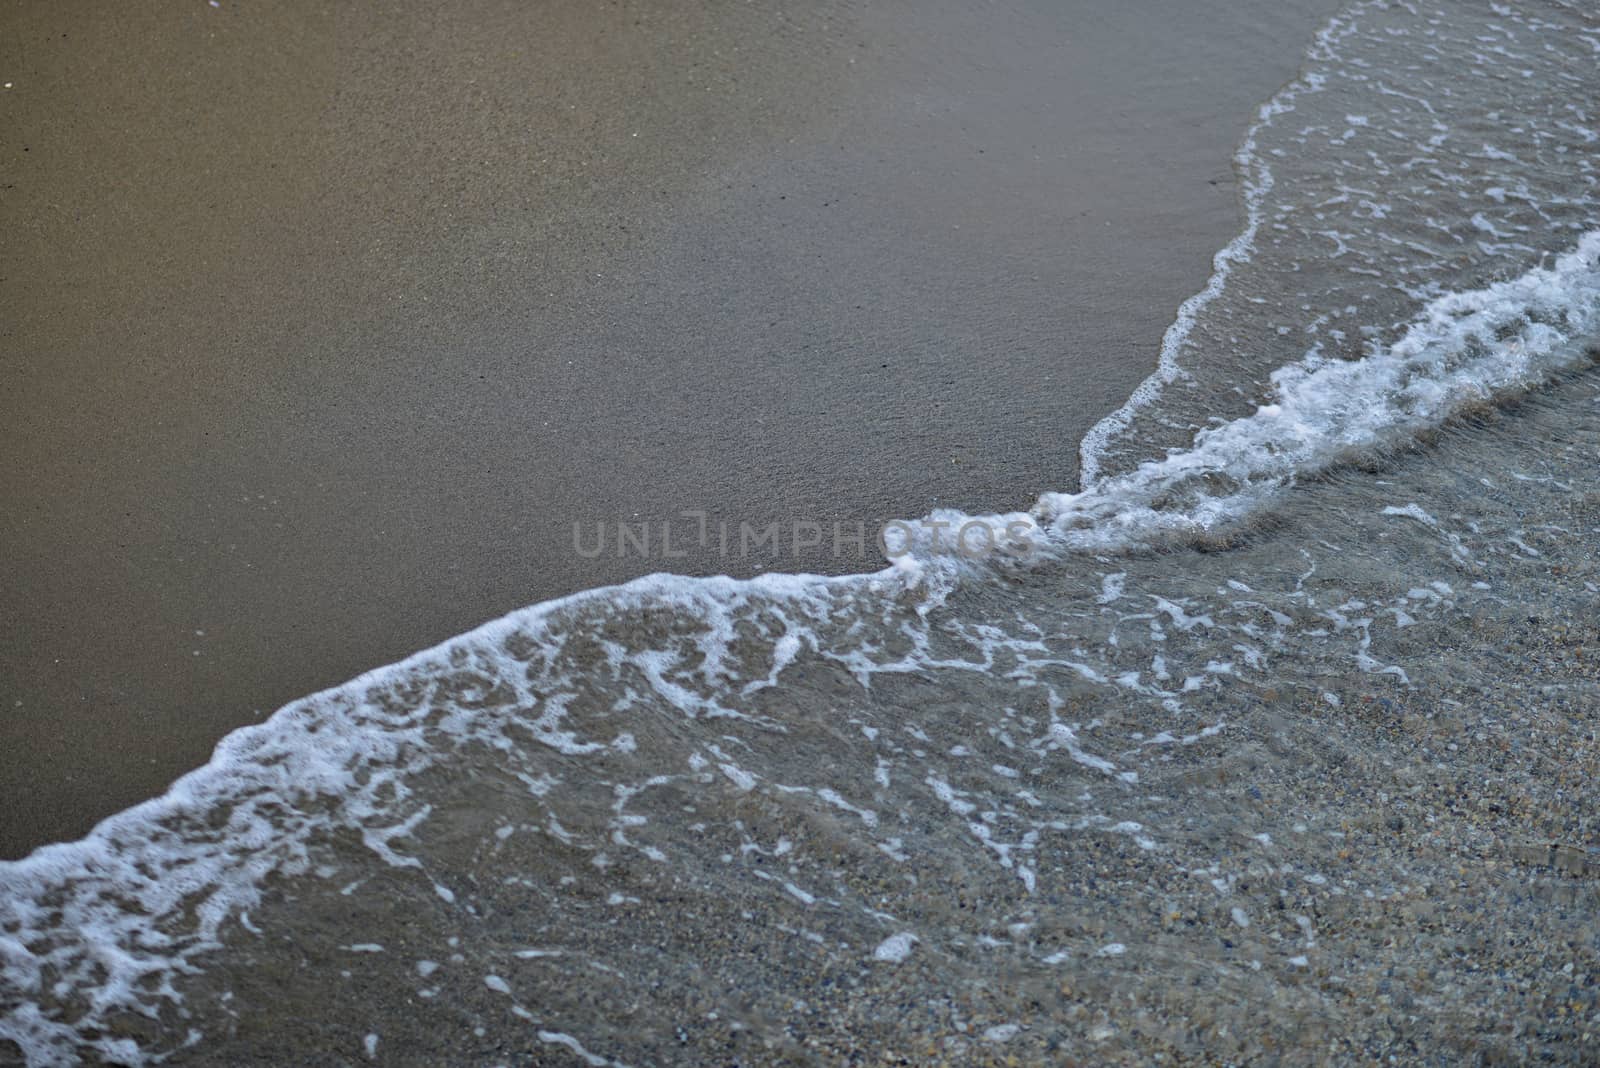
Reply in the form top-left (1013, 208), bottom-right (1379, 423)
top-left (5, 2), bottom-right (1600, 1063)
top-left (0, 0), bottom-right (1340, 854)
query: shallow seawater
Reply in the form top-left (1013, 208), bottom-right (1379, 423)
top-left (87, 362), bottom-right (1600, 1067)
top-left (3, 1), bottom-right (1600, 1065)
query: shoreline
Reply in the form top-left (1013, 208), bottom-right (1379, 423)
top-left (2, 0), bottom-right (1342, 857)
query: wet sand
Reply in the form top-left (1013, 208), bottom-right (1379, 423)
top-left (0, 0), bottom-right (1342, 857)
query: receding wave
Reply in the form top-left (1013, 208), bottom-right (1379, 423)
top-left (1080, 0), bottom-right (1600, 488)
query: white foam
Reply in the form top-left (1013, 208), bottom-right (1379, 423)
top-left (872, 932), bottom-right (919, 963)
top-left (1027, 232), bottom-right (1600, 552)
top-left (1381, 504), bottom-right (1439, 527)
top-left (1077, 4), bottom-right (1379, 489)
top-left (876, 230), bottom-right (1599, 575)
top-left (537, 1030), bottom-right (632, 1068)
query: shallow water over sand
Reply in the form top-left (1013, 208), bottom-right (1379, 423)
top-left (155, 355), bottom-right (1600, 1066)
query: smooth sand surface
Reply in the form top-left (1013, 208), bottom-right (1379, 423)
top-left (0, 0), bottom-right (1342, 856)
